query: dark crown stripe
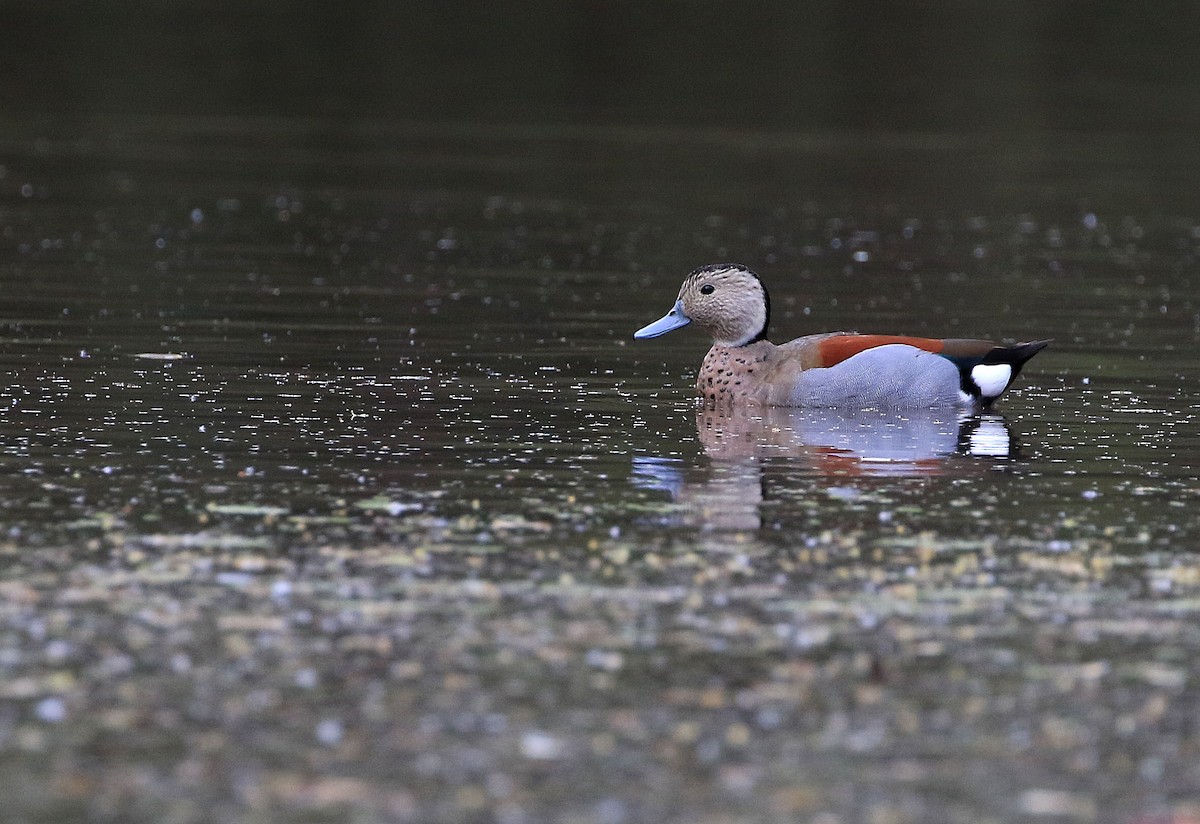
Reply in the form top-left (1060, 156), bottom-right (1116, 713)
top-left (749, 284), bottom-right (770, 344)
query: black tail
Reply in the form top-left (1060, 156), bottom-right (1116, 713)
top-left (986, 339), bottom-right (1052, 373)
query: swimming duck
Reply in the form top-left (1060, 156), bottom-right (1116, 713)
top-left (634, 263), bottom-right (1049, 409)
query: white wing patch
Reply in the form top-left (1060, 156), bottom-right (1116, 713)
top-left (970, 363), bottom-right (1012, 398)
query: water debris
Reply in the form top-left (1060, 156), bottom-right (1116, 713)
top-left (315, 718), bottom-right (345, 747)
top-left (1017, 789), bottom-right (1097, 818)
top-left (34, 697), bottom-right (67, 723)
top-left (519, 730), bottom-right (566, 761)
top-left (353, 497), bottom-right (423, 516)
top-left (487, 515), bottom-right (554, 533)
top-left (131, 352), bottom-right (190, 361)
top-left (205, 503), bottom-right (290, 517)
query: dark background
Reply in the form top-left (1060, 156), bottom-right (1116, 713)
top-left (4, 0), bottom-right (1200, 134)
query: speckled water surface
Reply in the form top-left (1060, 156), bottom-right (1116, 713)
top-left (5, 24), bottom-right (1200, 812)
top-left (1, 115), bottom-right (1198, 824)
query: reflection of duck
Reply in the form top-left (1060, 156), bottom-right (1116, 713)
top-left (958, 414), bottom-right (1018, 458)
top-left (634, 263), bottom-right (1049, 410)
top-left (697, 405), bottom-right (1015, 473)
top-left (631, 409), bottom-right (1019, 530)
top-left (631, 457), bottom-right (764, 531)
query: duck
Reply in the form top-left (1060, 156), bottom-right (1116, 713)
top-left (634, 263), bottom-right (1049, 410)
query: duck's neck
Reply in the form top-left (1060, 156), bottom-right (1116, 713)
top-left (696, 340), bottom-right (775, 409)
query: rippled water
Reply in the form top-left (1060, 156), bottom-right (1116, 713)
top-left (3, 115), bottom-right (1200, 822)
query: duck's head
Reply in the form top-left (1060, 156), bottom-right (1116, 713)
top-left (634, 263), bottom-right (770, 347)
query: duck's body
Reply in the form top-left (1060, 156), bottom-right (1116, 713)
top-left (634, 264), bottom-right (1049, 410)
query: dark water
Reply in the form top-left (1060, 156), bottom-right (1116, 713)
top-left (4, 5), bottom-right (1200, 824)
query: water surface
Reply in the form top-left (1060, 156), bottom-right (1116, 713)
top-left (2, 110), bottom-right (1200, 822)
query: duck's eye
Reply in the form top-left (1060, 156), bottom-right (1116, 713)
top-left (699, 284), bottom-right (715, 295)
